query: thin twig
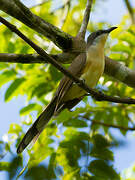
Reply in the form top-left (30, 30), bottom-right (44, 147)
top-left (124, 0), bottom-right (135, 24)
top-left (77, 0), bottom-right (93, 38)
top-left (1, 16), bottom-right (135, 105)
top-left (90, 119), bottom-right (135, 131)
top-left (58, 0), bottom-right (70, 29)
top-left (47, 0), bottom-right (70, 53)
top-left (80, 115), bottom-right (135, 131)
top-left (16, 161), bottom-right (29, 179)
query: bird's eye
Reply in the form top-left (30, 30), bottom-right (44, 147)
top-left (96, 31), bottom-right (101, 36)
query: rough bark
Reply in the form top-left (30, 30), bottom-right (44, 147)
top-left (0, 0), bottom-right (72, 50)
top-left (0, 53), bottom-right (135, 89)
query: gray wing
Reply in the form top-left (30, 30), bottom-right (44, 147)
top-left (55, 52), bottom-right (86, 111)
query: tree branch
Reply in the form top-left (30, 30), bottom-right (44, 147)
top-left (1, 53), bottom-right (135, 89)
top-left (46, 0), bottom-right (71, 53)
top-left (1, 17), bottom-right (135, 105)
top-left (124, 0), bottom-right (135, 24)
top-left (0, 0), bottom-right (72, 50)
top-left (77, 0), bottom-right (93, 38)
top-left (0, 53), bottom-right (47, 64)
top-left (0, 0), bottom-right (93, 54)
top-left (105, 56), bottom-right (135, 89)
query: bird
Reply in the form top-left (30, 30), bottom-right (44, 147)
top-left (17, 27), bottom-right (117, 154)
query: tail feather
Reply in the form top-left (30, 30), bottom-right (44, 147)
top-left (17, 97), bottom-right (57, 154)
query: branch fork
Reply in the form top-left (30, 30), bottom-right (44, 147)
top-left (0, 15), bottom-right (135, 105)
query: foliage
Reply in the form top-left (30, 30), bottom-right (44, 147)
top-left (122, 163), bottom-right (135, 180)
top-left (0, 0), bottom-right (135, 179)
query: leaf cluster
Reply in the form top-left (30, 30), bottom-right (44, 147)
top-left (0, 0), bottom-right (135, 179)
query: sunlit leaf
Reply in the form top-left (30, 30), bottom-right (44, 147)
top-left (5, 78), bottom-right (25, 101)
top-left (0, 70), bottom-right (16, 87)
top-left (20, 103), bottom-right (42, 116)
top-left (0, 162), bottom-right (10, 171)
top-left (8, 123), bottom-right (22, 135)
top-left (111, 42), bottom-right (131, 54)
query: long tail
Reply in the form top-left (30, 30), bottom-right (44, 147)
top-left (17, 97), bottom-right (57, 154)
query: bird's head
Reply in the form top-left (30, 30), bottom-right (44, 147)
top-left (87, 27), bottom-right (117, 49)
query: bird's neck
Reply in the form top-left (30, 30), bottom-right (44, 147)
top-left (87, 43), bottom-right (105, 61)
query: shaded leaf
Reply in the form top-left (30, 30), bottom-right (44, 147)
top-left (25, 165), bottom-right (49, 180)
top-left (92, 134), bottom-right (110, 148)
top-left (88, 160), bottom-right (120, 180)
top-left (8, 156), bottom-right (22, 180)
top-left (90, 146), bottom-right (114, 161)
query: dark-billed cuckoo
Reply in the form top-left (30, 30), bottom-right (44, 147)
top-left (17, 27), bottom-right (117, 153)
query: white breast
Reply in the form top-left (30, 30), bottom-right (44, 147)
top-left (81, 46), bottom-right (105, 88)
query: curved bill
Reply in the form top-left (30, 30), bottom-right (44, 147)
top-left (105, 27), bottom-right (118, 33)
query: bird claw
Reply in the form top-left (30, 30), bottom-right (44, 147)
top-left (80, 78), bottom-right (85, 83)
top-left (76, 78), bottom-right (85, 86)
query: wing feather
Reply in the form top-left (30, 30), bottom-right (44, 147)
top-left (55, 52), bottom-right (86, 109)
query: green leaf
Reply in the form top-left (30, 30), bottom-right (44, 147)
top-left (111, 43), bottom-right (131, 54)
top-left (63, 118), bottom-right (88, 128)
top-left (8, 123), bottom-right (22, 135)
top-left (0, 70), bottom-right (16, 87)
top-left (7, 42), bottom-right (15, 53)
top-left (0, 63), bottom-right (9, 70)
top-left (56, 109), bottom-right (73, 124)
top-left (48, 153), bottom-right (57, 179)
top-left (31, 82), bottom-right (52, 98)
top-left (90, 134), bottom-right (113, 161)
top-left (90, 146), bottom-right (114, 161)
top-left (0, 162), bottom-right (10, 171)
top-left (109, 53), bottom-right (127, 61)
top-left (116, 112), bottom-right (128, 136)
top-left (5, 77), bottom-right (25, 101)
top-left (49, 65), bottom-right (62, 82)
top-left (9, 156), bottom-right (22, 180)
top-left (25, 166), bottom-right (49, 180)
top-left (119, 32), bottom-right (135, 46)
top-left (64, 128), bottom-right (90, 141)
top-left (92, 134), bottom-right (110, 148)
top-left (20, 45), bottom-right (30, 54)
top-left (88, 160), bottom-right (120, 180)
top-left (20, 103), bottom-right (42, 116)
